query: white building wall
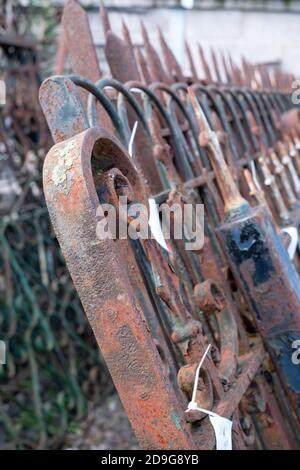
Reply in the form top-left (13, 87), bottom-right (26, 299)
top-left (87, 6), bottom-right (300, 79)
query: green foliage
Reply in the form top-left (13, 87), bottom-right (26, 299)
top-left (0, 0), bottom-right (58, 42)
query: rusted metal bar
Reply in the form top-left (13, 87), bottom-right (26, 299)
top-left (40, 72), bottom-right (275, 448)
top-left (185, 41), bottom-right (198, 82)
top-left (40, 79), bottom-right (197, 448)
top-left (62, 0), bottom-right (101, 86)
top-left (158, 28), bottom-right (185, 83)
top-left (99, 0), bottom-right (111, 39)
top-left (54, 28), bottom-right (68, 75)
top-left (62, 0), bottom-right (113, 132)
top-left (210, 48), bottom-right (222, 84)
top-left (234, 88), bottom-right (294, 225)
top-left (98, 9), bottom-right (166, 197)
top-left (140, 20), bottom-right (172, 84)
top-left (209, 87), bottom-right (296, 228)
top-left (44, 129), bottom-right (195, 450)
top-left (190, 88), bottom-right (300, 422)
top-left (198, 45), bottom-right (213, 83)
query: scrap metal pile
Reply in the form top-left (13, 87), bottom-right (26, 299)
top-left (40, 0), bottom-right (300, 450)
top-left (0, 30), bottom-right (109, 449)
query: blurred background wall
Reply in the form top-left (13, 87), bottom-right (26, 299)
top-left (6, 1), bottom-right (300, 78)
top-left (73, 0), bottom-right (300, 78)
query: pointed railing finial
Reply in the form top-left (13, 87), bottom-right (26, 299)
top-left (100, 0), bottom-right (111, 39)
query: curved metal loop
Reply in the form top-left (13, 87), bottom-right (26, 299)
top-left (170, 82), bottom-right (213, 164)
top-left (223, 86), bottom-right (259, 153)
top-left (93, 77), bottom-right (151, 140)
top-left (248, 89), bottom-right (277, 146)
top-left (149, 83), bottom-right (207, 179)
top-left (125, 81), bottom-right (195, 180)
top-left (126, 81), bottom-right (173, 130)
top-left (150, 82), bottom-right (203, 158)
top-left (255, 91), bottom-right (280, 142)
top-left (189, 84), bottom-right (236, 171)
top-left (211, 86), bottom-right (253, 158)
top-left (260, 93), bottom-right (281, 140)
top-left (67, 75), bottom-right (128, 144)
top-left (189, 83), bottom-right (222, 131)
top-left (235, 88), bottom-right (269, 149)
top-left (151, 81), bottom-right (202, 151)
top-left (204, 86), bottom-right (243, 163)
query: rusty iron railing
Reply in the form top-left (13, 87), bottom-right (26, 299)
top-left (39, 0), bottom-right (300, 450)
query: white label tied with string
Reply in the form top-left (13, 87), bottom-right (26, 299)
top-left (128, 122), bottom-right (170, 253)
top-left (186, 344), bottom-right (233, 451)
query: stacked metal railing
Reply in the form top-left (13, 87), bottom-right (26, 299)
top-left (40, 0), bottom-right (300, 449)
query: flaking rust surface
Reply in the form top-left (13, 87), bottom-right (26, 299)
top-left (43, 128), bottom-right (195, 450)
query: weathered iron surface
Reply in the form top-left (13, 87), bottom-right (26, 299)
top-left (43, 125), bottom-right (198, 449)
top-left (190, 88), bottom-right (300, 424)
top-left (42, 79), bottom-right (270, 448)
top-left (39, 0), bottom-right (300, 450)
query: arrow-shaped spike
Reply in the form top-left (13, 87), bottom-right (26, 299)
top-left (135, 47), bottom-right (154, 85)
top-left (253, 65), bottom-right (263, 90)
top-left (228, 54), bottom-right (242, 86)
top-left (221, 51), bottom-right (232, 84)
top-left (189, 88), bottom-right (214, 137)
top-left (227, 53), bottom-right (236, 84)
top-left (140, 19), bottom-right (148, 45)
top-left (100, 0), bottom-right (111, 39)
top-left (241, 56), bottom-right (252, 87)
top-left (140, 20), bottom-right (171, 84)
top-left (62, 0), bottom-right (114, 130)
top-left (236, 64), bottom-right (244, 86)
top-left (260, 63), bottom-right (272, 89)
top-left (268, 67), bottom-right (277, 89)
top-left (198, 44), bottom-right (213, 83)
top-left (245, 57), bottom-right (257, 88)
top-left (63, 0), bottom-right (101, 81)
top-left (185, 41), bottom-right (198, 81)
top-left (120, 17), bottom-right (140, 78)
top-left (105, 30), bottom-right (140, 82)
top-left (210, 47), bottom-right (222, 84)
top-left (54, 28), bottom-right (67, 75)
top-left (104, 28), bottom-right (162, 194)
top-left (121, 17), bottom-right (133, 48)
top-left (158, 27), bottom-right (185, 82)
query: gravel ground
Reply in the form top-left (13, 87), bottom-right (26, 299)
top-left (64, 393), bottom-right (139, 450)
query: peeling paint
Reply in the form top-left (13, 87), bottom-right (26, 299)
top-left (51, 138), bottom-right (78, 192)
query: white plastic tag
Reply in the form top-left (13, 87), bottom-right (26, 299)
top-left (148, 198), bottom-right (169, 252)
top-left (281, 226), bottom-right (298, 259)
top-left (128, 121), bottom-right (138, 157)
top-left (209, 415), bottom-right (232, 450)
top-left (185, 344), bottom-right (233, 451)
top-left (188, 406), bottom-right (233, 451)
top-left (127, 122), bottom-right (169, 252)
